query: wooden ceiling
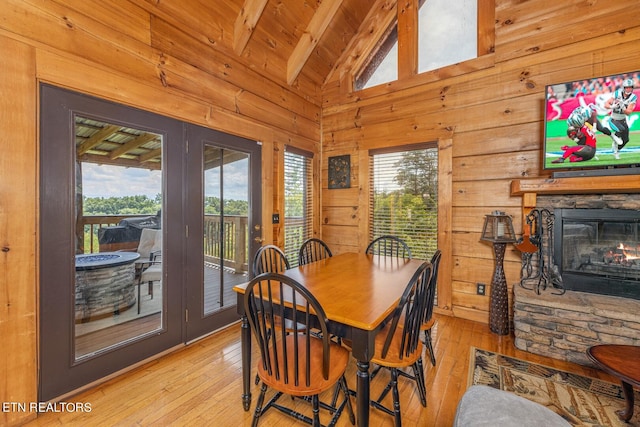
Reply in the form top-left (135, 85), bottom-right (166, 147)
top-left (75, 117), bottom-right (163, 170)
top-left (146, 0), bottom-right (397, 93)
top-left (74, 1), bottom-right (398, 168)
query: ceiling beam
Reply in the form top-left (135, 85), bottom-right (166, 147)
top-left (139, 148), bottom-right (162, 164)
top-left (78, 153), bottom-right (161, 171)
top-left (286, 0), bottom-right (344, 86)
top-left (110, 133), bottom-right (159, 160)
top-left (76, 124), bottom-right (121, 156)
top-left (397, 0), bottom-right (418, 79)
top-left (233, 0), bottom-right (269, 55)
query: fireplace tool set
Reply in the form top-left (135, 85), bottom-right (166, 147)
top-left (515, 208), bottom-right (565, 295)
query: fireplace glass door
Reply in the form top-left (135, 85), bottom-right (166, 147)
top-left (555, 208), bottom-right (640, 299)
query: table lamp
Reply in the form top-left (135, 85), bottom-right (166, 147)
top-left (480, 211), bottom-right (517, 335)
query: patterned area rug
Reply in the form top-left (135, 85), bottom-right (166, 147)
top-left (469, 347), bottom-right (640, 426)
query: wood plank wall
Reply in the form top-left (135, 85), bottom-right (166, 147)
top-left (1, 0), bottom-right (639, 425)
top-left (320, 0), bottom-right (640, 326)
top-left (0, 1), bottom-right (320, 425)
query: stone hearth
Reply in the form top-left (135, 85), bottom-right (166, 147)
top-left (510, 176), bottom-right (640, 366)
top-left (513, 285), bottom-right (640, 367)
top-left (509, 180), bottom-right (640, 367)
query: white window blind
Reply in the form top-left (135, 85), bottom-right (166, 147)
top-left (369, 146), bottom-right (438, 260)
top-left (284, 147), bottom-right (313, 267)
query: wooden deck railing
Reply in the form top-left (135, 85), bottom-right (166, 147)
top-left (80, 214), bottom-right (250, 273)
top-left (203, 214), bottom-right (249, 272)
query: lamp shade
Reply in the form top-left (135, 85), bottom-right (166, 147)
top-left (481, 211), bottom-right (517, 243)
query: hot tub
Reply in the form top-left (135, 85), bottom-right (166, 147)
top-left (75, 252), bottom-right (140, 323)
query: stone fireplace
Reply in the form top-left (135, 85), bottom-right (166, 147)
top-left (510, 176), bottom-right (640, 367)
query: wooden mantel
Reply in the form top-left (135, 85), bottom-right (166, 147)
top-left (511, 174), bottom-right (640, 196)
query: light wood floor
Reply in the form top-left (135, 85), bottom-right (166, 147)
top-left (23, 314), bottom-right (616, 427)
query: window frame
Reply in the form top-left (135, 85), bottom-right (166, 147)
top-left (355, 0), bottom-right (494, 91)
top-left (368, 142), bottom-right (439, 261)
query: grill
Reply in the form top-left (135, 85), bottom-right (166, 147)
top-left (98, 214), bottom-right (160, 252)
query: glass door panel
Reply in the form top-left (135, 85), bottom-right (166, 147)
top-left (40, 84), bottom-right (183, 401)
top-left (185, 124), bottom-right (261, 341)
top-left (203, 145), bottom-right (251, 315)
top-left (73, 116), bottom-right (164, 360)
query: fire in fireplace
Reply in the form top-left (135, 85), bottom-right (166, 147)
top-left (554, 208), bottom-right (640, 300)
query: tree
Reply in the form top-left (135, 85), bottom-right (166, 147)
top-left (83, 195), bottom-right (160, 215)
top-left (371, 148), bottom-right (439, 259)
top-left (393, 149), bottom-right (438, 208)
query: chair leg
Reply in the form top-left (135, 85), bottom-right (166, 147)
top-left (424, 329), bottom-right (436, 366)
top-left (370, 364), bottom-right (382, 380)
top-left (137, 281), bottom-right (142, 314)
top-left (252, 383), bottom-right (267, 427)
top-left (390, 368), bottom-right (402, 427)
top-left (330, 383), bottom-right (339, 409)
top-left (376, 374), bottom-right (394, 404)
top-left (412, 358), bottom-right (427, 407)
top-left (148, 280), bottom-right (154, 298)
top-left (340, 376), bottom-right (356, 425)
top-left (312, 395), bottom-right (320, 427)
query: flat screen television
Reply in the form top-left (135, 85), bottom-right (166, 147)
top-left (543, 71), bottom-right (640, 175)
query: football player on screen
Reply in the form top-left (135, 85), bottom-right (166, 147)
top-left (552, 106), bottom-right (597, 164)
top-left (604, 78), bottom-right (637, 159)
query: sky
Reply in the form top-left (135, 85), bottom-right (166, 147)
top-left (82, 163), bottom-right (161, 199)
top-left (82, 160), bottom-right (249, 201)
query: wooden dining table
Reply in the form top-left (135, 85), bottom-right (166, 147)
top-left (234, 252), bottom-right (427, 427)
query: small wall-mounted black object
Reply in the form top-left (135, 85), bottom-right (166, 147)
top-left (272, 213), bottom-right (280, 224)
top-left (328, 154), bottom-right (350, 189)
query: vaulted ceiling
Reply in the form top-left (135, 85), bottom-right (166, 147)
top-left (143, 0), bottom-right (397, 95)
top-left (75, 1), bottom-right (399, 168)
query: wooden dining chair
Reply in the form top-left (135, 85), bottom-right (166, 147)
top-left (422, 249), bottom-right (442, 367)
top-left (366, 235), bottom-right (412, 258)
top-left (298, 238), bottom-right (340, 344)
top-left (243, 273), bottom-right (356, 427)
top-left (298, 238), bottom-right (333, 266)
top-left (253, 244), bottom-right (290, 275)
top-left (369, 250), bottom-right (441, 402)
top-left (369, 261), bottom-right (432, 426)
top-left (251, 244), bottom-right (301, 385)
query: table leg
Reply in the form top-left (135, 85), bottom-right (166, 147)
top-left (240, 314), bottom-right (252, 411)
top-left (356, 360), bottom-right (370, 427)
top-left (617, 381), bottom-right (635, 422)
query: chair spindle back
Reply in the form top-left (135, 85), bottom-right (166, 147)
top-left (298, 238), bottom-right (333, 266)
top-left (244, 273), bottom-right (332, 385)
top-left (253, 244), bottom-right (290, 276)
top-left (366, 235), bottom-right (412, 259)
top-left (380, 262), bottom-right (432, 360)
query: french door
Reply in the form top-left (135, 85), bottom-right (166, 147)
top-left (184, 125), bottom-right (262, 340)
top-left (39, 84), bottom-right (261, 401)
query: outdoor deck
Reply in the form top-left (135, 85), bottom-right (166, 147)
top-left (75, 264), bottom-right (249, 357)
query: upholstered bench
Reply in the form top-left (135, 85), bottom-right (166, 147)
top-left (454, 385), bottom-right (571, 426)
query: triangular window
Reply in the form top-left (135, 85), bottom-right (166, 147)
top-left (355, 25), bottom-right (398, 91)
